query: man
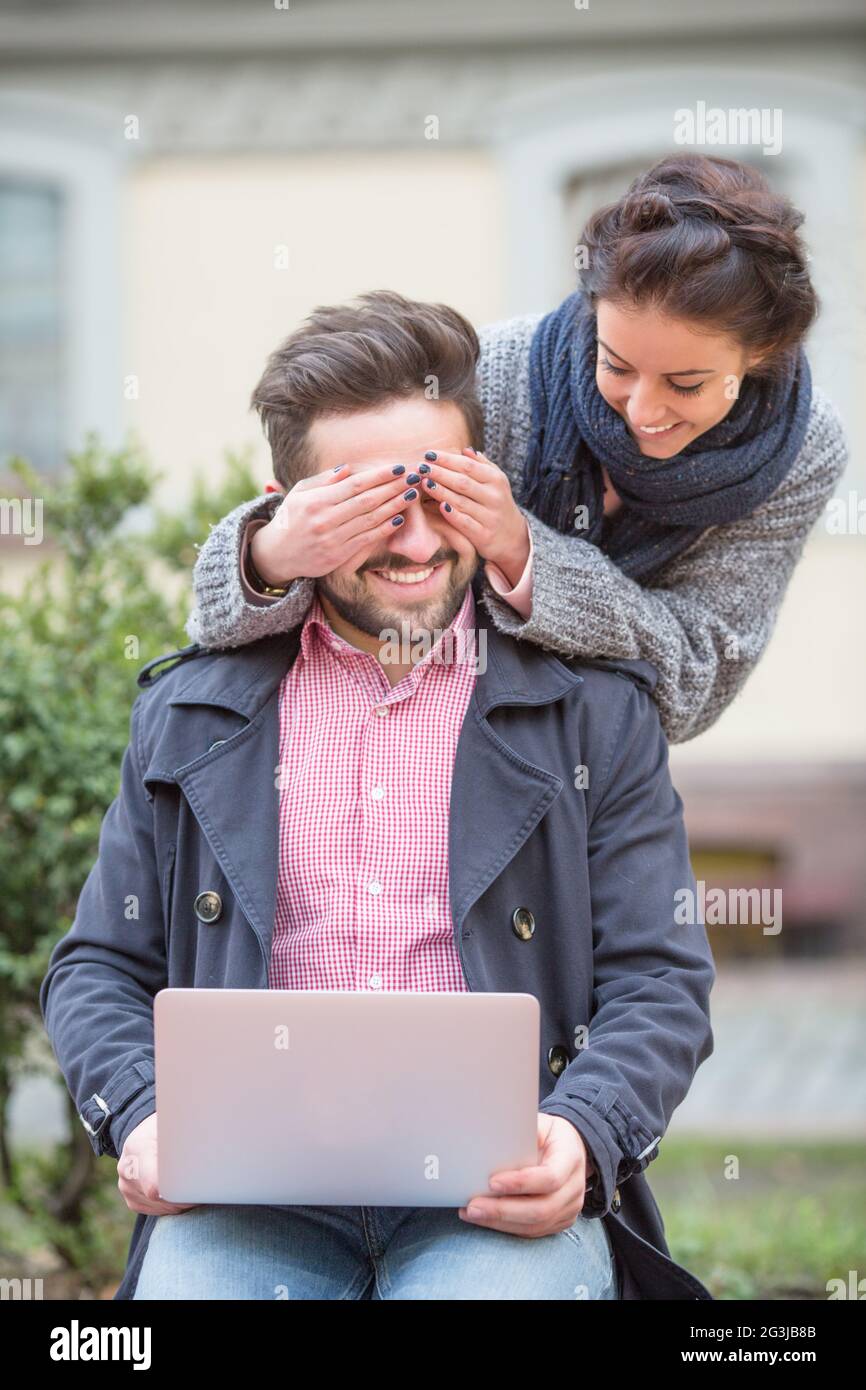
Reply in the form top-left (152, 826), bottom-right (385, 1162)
top-left (40, 292), bottom-right (715, 1300)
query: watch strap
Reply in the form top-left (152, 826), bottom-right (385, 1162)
top-left (245, 535), bottom-right (290, 597)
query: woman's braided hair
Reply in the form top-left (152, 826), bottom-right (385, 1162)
top-left (578, 153), bottom-right (818, 377)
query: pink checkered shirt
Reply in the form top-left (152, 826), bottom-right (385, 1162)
top-left (268, 586), bottom-right (480, 993)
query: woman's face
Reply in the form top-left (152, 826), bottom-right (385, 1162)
top-left (594, 299), bottom-right (762, 458)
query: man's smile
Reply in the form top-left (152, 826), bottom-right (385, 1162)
top-left (366, 559), bottom-right (450, 598)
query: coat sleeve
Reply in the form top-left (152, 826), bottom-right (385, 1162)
top-left (538, 675), bottom-right (716, 1217)
top-left (481, 389), bottom-right (848, 743)
top-left (39, 694), bottom-right (168, 1160)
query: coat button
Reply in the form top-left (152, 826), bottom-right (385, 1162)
top-left (511, 906), bottom-right (536, 940)
top-left (547, 1043), bottom-right (569, 1076)
top-left (611, 1187), bottom-right (622, 1214)
top-left (194, 890), bottom-right (222, 923)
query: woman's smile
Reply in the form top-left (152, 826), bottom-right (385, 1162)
top-left (627, 417), bottom-right (689, 449)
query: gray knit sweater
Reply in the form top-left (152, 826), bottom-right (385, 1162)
top-left (186, 313), bottom-right (849, 743)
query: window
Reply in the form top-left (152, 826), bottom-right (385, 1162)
top-left (0, 180), bottom-right (65, 475)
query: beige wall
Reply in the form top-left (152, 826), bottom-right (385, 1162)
top-left (122, 152), bottom-right (505, 503)
top-left (670, 540), bottom-right (866, 768)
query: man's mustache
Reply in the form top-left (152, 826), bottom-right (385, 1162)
top-left (359, 550), bottom-right (458, 574)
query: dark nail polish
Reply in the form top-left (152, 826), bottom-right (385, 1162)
top-left (426, 480), bottom-right (437, 489)
top-left (424, 451), bottom-right (437, 461)
top-left (418, 463), bottom-right (431, 474)
top-left (391, 514), bottom-right (405, 526)
top-left (391, 464), bottom-right (406, 475)
top-left (406, 472), bottom-right (421, 485)
top-left (403, 488), bottom-right (417, 501)
top-left (333, 464), bottom-right (346, 472)
top-left (444, 502), bottom-right (452, 512)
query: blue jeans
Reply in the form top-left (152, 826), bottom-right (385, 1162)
top-left (133, 1203), bottom-right (619, 1300)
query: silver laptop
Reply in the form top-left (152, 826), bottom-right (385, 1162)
top-left (154, 988), bottom-right (540, 1207)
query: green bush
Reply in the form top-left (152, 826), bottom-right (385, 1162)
top-left (0, 434), bottom-right (258, 1270)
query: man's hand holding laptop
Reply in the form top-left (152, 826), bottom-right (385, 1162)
top-left (118, 1108), bottom-right (595, 1237)
top-left (458, 1113), bottom-right (596, 1237)
top-left (117, 1113), bottom-right (199, 1218)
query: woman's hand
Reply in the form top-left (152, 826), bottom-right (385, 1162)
top-left (457, 1113), bottom-right (594, 1237)
top-left (419, 448), bottom-right (531, 589)
top-left (250, 461), bottom-right (419, 587)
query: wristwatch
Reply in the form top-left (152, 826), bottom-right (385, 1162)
top-left (245, 534), bottom-right (290, 597)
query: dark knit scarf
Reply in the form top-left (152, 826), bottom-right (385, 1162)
top-left (520, 291), bottom-right (812, 580)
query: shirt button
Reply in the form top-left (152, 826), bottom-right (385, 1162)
top-left (368, 881), bottom-right (382, 896)
top-left (368, 973), bottom-right (382, 990)
top-left (373, 706), bottom-right (389, 717)
top-left (370, 786), bottom-right (385, 800)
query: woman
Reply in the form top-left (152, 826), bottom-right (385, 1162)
top-left (186, 153), bottom-right (847, 741)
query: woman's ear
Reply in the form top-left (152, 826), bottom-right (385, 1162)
top-left (264, 479), bottom-right (286, 494)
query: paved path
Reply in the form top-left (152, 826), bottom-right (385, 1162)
top-left (673, 960), bottom-right (866, 1138)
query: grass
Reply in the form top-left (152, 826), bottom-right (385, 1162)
top-left (1, 1137), bottom-right (863, 1298)
top-left (651, 1137), bottom-right (866, 1300)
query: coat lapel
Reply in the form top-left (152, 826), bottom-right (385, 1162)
top-left (448, 599), bottom-right (585, 930)
top-left (146, 629), bottom-right (302, 968)
top-left (145, 581), bottom-right (584, 965)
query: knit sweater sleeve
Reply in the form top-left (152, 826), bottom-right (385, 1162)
top-left (185, 491), bottom-right (315, 648)
top-left (480, 385), bottom-right (848, 743)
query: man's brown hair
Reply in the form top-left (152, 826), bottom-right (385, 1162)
top-left (250, 290), bottom-right (484, 487)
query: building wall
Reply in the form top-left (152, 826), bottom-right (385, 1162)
top-left (122, 152), bottom-right (504, 507)
top-left (670, 541), bottom-right (866, 766)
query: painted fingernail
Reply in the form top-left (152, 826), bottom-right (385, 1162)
top-left (418, 463), bottom-right (431, 475)
top-left (391, 464), bottom-right (406, 475)
top-left (403, 488), bottom-right (417, 501)
top-left (444, 502), bottom-right (452, 512)
top-left (333, 464), bottom-right (346, 472)
top-left (391, 514), bottom-right (405, 527)
top-left (406, 472), bottom-right (421, 484)
top-left (424, 451), bottom-right (437, 461)
top-left (426, 480), bottom-right (437, 490)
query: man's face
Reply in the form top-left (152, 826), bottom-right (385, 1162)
top-left (307, 396), bottom-right (479, 639)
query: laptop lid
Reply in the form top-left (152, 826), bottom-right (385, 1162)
top-left (154, 988), bottom-right (540, 1207)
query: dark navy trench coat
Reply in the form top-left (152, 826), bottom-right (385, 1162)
top-left (40, 577), bottom-right (716, 1300)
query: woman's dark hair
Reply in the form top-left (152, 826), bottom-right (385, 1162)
top-left (578, 153), bottom-right (818, 377)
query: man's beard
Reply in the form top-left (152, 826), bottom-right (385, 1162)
top-left (317, 549), bottom-right (479, 642)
